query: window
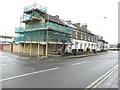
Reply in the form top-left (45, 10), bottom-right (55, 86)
top-left (91, 37), bottom-right (93, 41)
top-left (80, 43), bottom-right (82, 49)
top-left (85, 35), bottom-right (87, 40)
top-left (88, 36), bottom-right (90, 41)
top-left (75, 42), bottom-right (79, 49)
top-left (84, 43), bottom-right (87, 50)
top-left (81, 34), bottom-right (83, 40)
top-left (76, 31), bottom-right (78, 39)
top-left (78, 31), bottom-right (80, 39)
top-left (72, 30), bottom-right (76, 39)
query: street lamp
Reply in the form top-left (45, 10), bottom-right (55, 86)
top-left (96, 17), bottom-right (107, 51)
top-left (97, 17), bottom-right (107, 35)
top-left (45, 14), bottom-right (49, 58)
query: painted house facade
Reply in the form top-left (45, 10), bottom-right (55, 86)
top-left (96, 36), bottom-right (108, 52)
top-left (64, 21), bottom-right (97, 55)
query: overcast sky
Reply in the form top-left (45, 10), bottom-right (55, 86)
top-left (0, 0), bottom-right (119, 43)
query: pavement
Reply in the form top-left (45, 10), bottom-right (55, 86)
top-left (0, 50), bottom-right (119, 88)
top-left (7, 51), bottom-right (108, 63)
top-left (97, 51), bottom-right (119, 89)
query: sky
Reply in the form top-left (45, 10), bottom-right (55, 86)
top-left (0, 0), bottom-right (119, 44)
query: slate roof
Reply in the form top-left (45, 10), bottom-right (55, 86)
top-left (39, 11), bottom-right (95, 35)
top-left (60, 19), bottom-right (77, 29)
top-left (72, 24), bottom-right (94, 35)
top-left (40, 12), bottom-right (66, 25)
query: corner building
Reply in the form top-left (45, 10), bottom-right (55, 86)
top-left (15, 3), bottom-right (72, 57)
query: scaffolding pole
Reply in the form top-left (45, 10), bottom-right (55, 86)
top-left (30, 43), bottom-right (32, 55)
top-left (46, 43), bottom-right (48, 58)
top-left (46, 29), bottom-right (48, 58)
top-left (23, 43), bottom-right (25, 53)
top-left (18, 43), bottom-right (20, 53)
top-left (38, 43), bottom-right (40, 57)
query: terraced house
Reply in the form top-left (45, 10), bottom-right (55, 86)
top-left (65, 21), bottom-right (97, 55)
top-left (96, 36), bottom-right (108, 52)
top-left (15, 3), bottom-right (73, 57)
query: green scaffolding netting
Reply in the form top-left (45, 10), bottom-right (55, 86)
top-left (16, 22), bottom-right (73, 34)
top-left (16, 30), bottom-right (71, 43)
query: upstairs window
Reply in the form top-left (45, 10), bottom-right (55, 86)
top-left (72, 30), bottom-right (76, 39)
top-left (81, 34), bottom-right (83, 40)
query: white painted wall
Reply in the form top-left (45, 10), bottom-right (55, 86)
top-left (66, 39), bottom-right (96, 53)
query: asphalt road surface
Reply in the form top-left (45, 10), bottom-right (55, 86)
top-left (0, 50), bottom-right (118, 88)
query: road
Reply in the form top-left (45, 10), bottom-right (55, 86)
top-left (0, 50), bottom-right (118, 88)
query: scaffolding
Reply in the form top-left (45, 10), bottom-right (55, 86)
top-left (24, 3), bottom-right (47, 13)
top-left (15, 3), bottom-right (73, 57)
top-left (15, 22), bottom-right (72, 34)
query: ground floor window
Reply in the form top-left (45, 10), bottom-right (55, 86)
top-left (84, 43), bottom-right (87, 50)
top-left (80, 43), bottom-right (82, 49)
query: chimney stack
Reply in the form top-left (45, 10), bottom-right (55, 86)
top-left (81, 23), bottom-right (88, 29)
top-left (74, 23), bottom-right (81, 27)
top-left (55, 15), bottom-right (59, 19)
top-left (67, 20), bottom-right (72, 24)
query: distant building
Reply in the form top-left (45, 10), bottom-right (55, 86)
top-left (0, 35), bottom-right (15, 44)
top-left (96, 36), bottom-right (108, 52)
top-left (109, 43), bottom-right (119, 50)
top-left (0, 35), bottom-right (15, 51)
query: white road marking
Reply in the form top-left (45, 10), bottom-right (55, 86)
top-left (0, 67), bottom-right (60, 82)
top-left (13, 55), bottom-right (28, 60)
top-left (0, 53), bottom-right (3, 55)
top-left (49, 59), bottom-right (53, 61)
top-left (0, 56), bottom-right (8, 58)
top-left (0, 64), bottom-right (7, 67)
top-left (20, 58), bottom-right (29, 60)
top-left (86, 64), bottom-right (118, 89)
top-left (72, 61), bottom-right (87, 66)
top-left (0, 63), bottom-right (18, 67)
top-left (12, 55), bottom-right (20, 58)
top-left (9, 63), bottom-right (19, 66)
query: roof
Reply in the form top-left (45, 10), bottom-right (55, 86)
top-left (25, 8), bottom-right (96, 35)
top-left (0, 35), bottom-right (15, 38)
top-left (39, 12), bottom-right (66, 25)
top-left (60, 20), bottom-right (77, 29)
top-left (59, 20), bottom-right (95, 36)
top-left (72, 24), bottom-right (94, 35)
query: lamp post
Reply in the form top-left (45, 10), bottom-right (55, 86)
top-left (46, 14), bottom-right (49, 58)
top-left (96, 17), bottom-right (107, 52)
top-left (97, 17), bottom-right (107, 35)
